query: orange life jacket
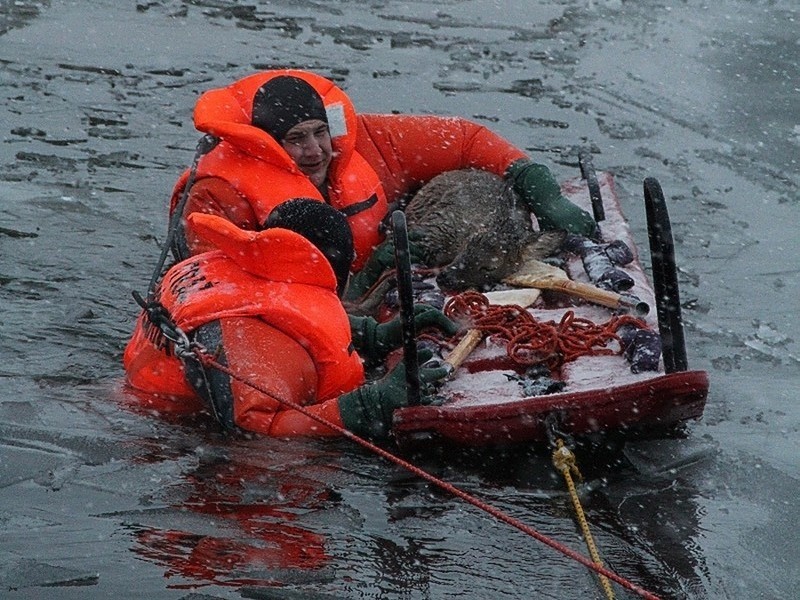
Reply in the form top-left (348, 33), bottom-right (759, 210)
top-left (170, 70), bottom-right (388, 270)
top-left (124, 214), bottom-right (365, 403)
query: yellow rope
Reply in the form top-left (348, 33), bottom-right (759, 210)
top-left (552, 439), bottom-right (616, 600)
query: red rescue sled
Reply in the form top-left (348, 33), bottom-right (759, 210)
top-left (391, 156), bottom-right (709, 447)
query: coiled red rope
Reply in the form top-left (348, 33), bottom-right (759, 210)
top-left (190, 346), bottom-right (662, 600)
top-left (445, 291), bottom-right (648, 370)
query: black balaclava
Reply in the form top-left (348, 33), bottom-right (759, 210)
top-left (252, 76), bottom-right (329, 141)
top-left (263, 199), bottom-right (353, 297)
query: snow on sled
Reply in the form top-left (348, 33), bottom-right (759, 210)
top-left (381, 155), bottom-right (709, 448)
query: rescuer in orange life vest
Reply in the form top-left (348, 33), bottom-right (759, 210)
top-left (169, 69), bottom-right (598, 302)
top-left (124, 199), bottom-right (457, 439)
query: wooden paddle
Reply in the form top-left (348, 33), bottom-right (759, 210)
top-left (444, 288), bottom-right (542, 372)
top-left (503, 248), bottom-right (649, 316)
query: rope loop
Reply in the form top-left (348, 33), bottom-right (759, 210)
top-left (444, 291), bottom-right (649, 372)
top-left (552, 439), bottom-right (582, 483)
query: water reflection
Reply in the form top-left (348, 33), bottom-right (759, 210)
top-left (121, 429), bottom-right (346, 589)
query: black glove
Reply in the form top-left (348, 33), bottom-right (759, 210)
top-left (506, 159), bottom-right (598, 237)
top-left (618, 325), bottom-right (662, 373)
top-left (344, 233), bottom-right (426, 302)
top-left (564, 234), bottom-right (634, 293)
top-left (338, 348), bottom-right (451, 439)
top-left (349, 305), bottom-right (459, 365)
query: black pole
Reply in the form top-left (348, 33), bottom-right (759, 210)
top-left (391, 210), bottom-right (421, 406)
top-left (644, 177), bottom-right (688, 373)
top-left (579, 149), bottom-right (605, 223)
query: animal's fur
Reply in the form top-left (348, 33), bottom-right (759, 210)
top-left (403, 169), bottom-right (566, 291)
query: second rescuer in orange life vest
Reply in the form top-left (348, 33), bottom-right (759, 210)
top-left (168, 69), bottom-right (598, 299)
top-left (124, 199), bottom-right (456, 439)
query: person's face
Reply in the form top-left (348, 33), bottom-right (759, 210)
top-left (281, 120), bottom-right (332, 188)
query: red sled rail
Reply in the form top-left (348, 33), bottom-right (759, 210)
top-left (393, 369), bottom-right (709, 446)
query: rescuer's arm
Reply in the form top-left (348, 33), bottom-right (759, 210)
top-left (356, 113), bottom-right (596, 237)
top-left (337, 348), bottom-right (451, 440)
top-left (348, 307), bottom-right (459, 365)
top-left (356, 113), bottom-right (525, 204)
top-left (214, 317), bottom-right (349, 437)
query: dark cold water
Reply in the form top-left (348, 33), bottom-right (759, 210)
top-left (0, 1), bottom-right (797, 598)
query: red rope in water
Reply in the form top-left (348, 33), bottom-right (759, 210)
top-left (192, 348), bottom-right (662, 600)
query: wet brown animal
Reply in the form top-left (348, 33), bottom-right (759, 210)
top-left (403, 169), bottom-right (566, 291)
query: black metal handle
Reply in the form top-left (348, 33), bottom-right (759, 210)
top-left (644, 177), bottom-right (688, 372)
top-left (579, 149), bottom-right (605, 223)
top-left (391, 210), bottom-right (421, 406)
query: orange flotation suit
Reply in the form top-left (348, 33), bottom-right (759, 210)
top-left (123, 213), bottom-right (365, 433)
top-left (170, 70), bottom-right (388, 270)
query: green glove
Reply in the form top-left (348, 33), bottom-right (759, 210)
top-left (344, 234), bottom-right (426, 302)
top-left (349, 305), bottom-right (459, 365)
top-left (338, 348), bottom-right (451, 439)
top-left (506, 159), bottom-right (598, 237)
